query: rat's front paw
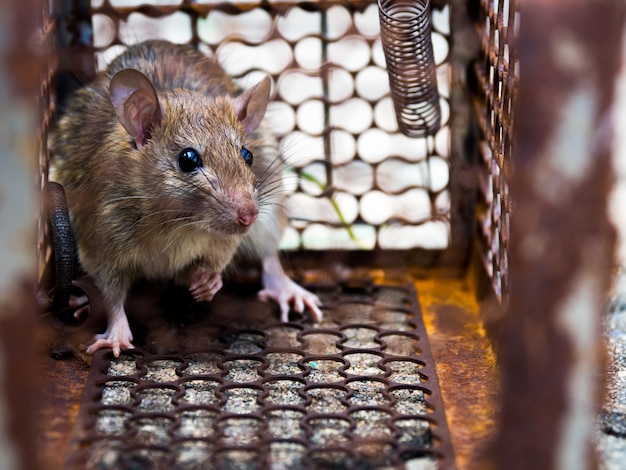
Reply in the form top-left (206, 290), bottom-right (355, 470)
top-left (189, 270), bottom-right (223, 302)
top-left (258, 276), bottom-right (323, 323)
top-left (86, 322), bottom-right (134, 358)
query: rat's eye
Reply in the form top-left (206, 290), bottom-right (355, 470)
top-left (241, 147), bottom-right (253, 166)
top-left (178, 148), bottom-right (203, 172)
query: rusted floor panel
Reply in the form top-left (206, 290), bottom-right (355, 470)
top-left (414, 274), bottom-right (499, 470)
top-left (37, 351), bottom-right (90, 470)
top-left (38, 272), bottom-right (498, 469)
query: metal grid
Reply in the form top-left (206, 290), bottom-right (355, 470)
top-left (65, 283), bottom-right (453, 468)
top-left (63, 0), bottom-right (453, 252)
top-left (38, 0), bottom-right (56, 279)
top-left (472, 0), bottom-right (518, 305)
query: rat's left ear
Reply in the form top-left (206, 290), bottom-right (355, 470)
top-left (233, 76), bottom-right (271, 135)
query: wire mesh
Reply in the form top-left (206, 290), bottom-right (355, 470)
top-left (473, 0), bottom-right (518, 304)
top-left (65, 282), bottom-right (454, 469)
top-left (38, 0), bottom-right (56, 279)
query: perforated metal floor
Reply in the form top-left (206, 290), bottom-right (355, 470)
top-left (66, 282), bottom-right (453, 469)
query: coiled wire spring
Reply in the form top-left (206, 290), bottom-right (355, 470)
top-left (378, 0), bottom-right (441, 138)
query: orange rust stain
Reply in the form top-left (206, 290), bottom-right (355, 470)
top-left (413, 272), bottom-right (499, 470)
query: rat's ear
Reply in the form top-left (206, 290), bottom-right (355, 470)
top-left (233, 76), bottom-right (271, 135)
top-left (109, 69), bottom-right (163, 148)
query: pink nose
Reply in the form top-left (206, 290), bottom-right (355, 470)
top-left (237, 208), bottom-right (258, 226)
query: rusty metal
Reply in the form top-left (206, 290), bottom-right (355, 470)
top-left (445, 0), bottom-right (482, 272)
top-left (494, 1), bottom-right (625, 469)
top-left (472, 0), bottom-right (519, 306)
top-left (31, 0), bottom-right (626, 468)
top-left (413, 275), bottom-right (498, 470)
top-left (38, 353), bottom-right (90, 470)
top-left (1, 0), bottom-right (51, 468)
top-left (37, 0), bottom-right (57, 287)
top-left (64, 282), bottom-right (454, 468)
top-left (378, 0), bottom-right (441, 138)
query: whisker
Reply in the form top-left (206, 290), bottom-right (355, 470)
top-left (106, 195), bottom-right (156, 203)
top-left (198, 167), bottom-right (217, 192)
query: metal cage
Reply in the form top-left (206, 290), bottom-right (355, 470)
top-left (0, 0), bottom-right (623, 468)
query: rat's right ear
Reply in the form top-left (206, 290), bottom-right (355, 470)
top-left (109, 69), bottom-right (163, 148)
top-left (233, 76), bottom-right (271, 135)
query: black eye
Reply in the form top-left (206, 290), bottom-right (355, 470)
top-left (178, 148), bottom-right (203, 172)
top-left (241, 147), bottom-right (253, 166)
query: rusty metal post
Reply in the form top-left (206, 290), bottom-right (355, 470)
top-left (0, 0), bottom-right (45, 469)
top-left (447, 0), bottom-right (481, 268)
top-left (495, 1), bottom-right (625, 469)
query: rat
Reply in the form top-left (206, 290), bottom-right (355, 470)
top-left (50, 40), bottom-right (322, 357)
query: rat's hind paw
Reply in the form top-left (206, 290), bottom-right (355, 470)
top-left (258, 276), bottom-right (323, 323)
top-left (189, 270), bottom-right (223, 302)
top-left (86, 320), bottom-right (134, 357)
top-left (86, 336), bottom-right (134, 358)
top-left (87, 310), bottom-right (134, 357)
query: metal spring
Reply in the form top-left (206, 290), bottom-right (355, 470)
top-left (378, 0), bottom-right (441, 138)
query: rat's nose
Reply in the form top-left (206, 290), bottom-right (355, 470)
top-left (237, 206), bottom-right (258, 226)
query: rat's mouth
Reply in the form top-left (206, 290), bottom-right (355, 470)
top-left (207, 217), bottom-right (256, 237)
top-left (225, 223), bottom-right (254, 236)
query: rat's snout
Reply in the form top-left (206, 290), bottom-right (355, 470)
top-left (230, 188), bottom-right (258, 231)
top-left (217, 184), bottom-right (259, 234)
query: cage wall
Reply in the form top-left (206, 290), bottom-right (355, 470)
top-left (472, 0), bottom-right (518, 305)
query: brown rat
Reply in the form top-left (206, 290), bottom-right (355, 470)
top-left (50, 40), bottom-right (322, 357)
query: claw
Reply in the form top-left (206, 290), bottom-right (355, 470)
top-left (86, 326), bottom-right (134, 357)
top-left (86, 303), bottom-right (134, 357)
top-left (258, 275), bottom-right (322, 322)
top-left (259, 254), bottom-right (322, 322)
top-left (86, 336), bottom-right (134, 357)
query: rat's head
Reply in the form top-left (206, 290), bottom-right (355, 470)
top-left (109, 68), bottom-right (271, 236)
